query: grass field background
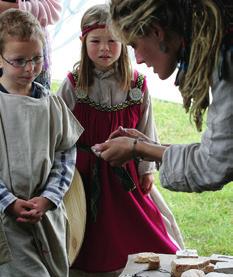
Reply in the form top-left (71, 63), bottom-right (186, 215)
top-left (52, 82), bottom-right (233, 256)
top-left (152, 99), bottom-right (233, 256)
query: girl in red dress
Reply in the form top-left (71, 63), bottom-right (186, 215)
top-left (58, 4), bottom-right (182, 276)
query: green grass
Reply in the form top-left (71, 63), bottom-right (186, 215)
top-left (152, 99), bottom-right (233, 256)
top-left (51, 80), bottom-right (61, 94)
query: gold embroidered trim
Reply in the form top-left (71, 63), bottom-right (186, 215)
top-left (72, 70), bottom-right (144, 112)
top-left (74, 95), bottom-right (142, 112)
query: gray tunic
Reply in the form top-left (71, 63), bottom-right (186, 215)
top-left (0, 93), bottom-right (83, 276)
top-left (160, 50), bottom-right (233, 192)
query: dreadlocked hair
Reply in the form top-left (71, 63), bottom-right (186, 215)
top-left (179, 0), bottom-right (223, 131)
top-left (110, 0), bottom-right (183, 44)
top-left (110, 0), bottom-right (224, 131)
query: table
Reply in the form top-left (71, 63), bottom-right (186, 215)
top-left (119, 253), bottom-right (175, 277)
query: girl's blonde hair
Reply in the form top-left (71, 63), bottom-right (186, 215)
top-left (0, 8), bottom-right (45, 54)
top-left (110, 0), bottom-right (224, 131)
top-left (75, 4), bottom-right (132, 93)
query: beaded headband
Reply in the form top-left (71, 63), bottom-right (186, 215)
top-left (82, 23), bottom-right (106, 37)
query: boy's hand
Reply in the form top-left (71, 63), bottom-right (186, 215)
top-left (140, 173), bottom-right (154, 194)
top-left (17, 196), bottom-right (54, 223)
top-left (28, 196), bottom-right (54, 214)
top-left (5, 198), bottom-right (36, 221)
top-left (10, 197), bottom-right (54, 224)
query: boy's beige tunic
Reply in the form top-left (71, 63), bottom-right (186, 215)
top-left (0, 221), bottom-right (11, 265)
top-left (0, 93), bottom-right (83, 276)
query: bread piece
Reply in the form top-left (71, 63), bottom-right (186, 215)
top-left (134, 252), bottom-right (159, 263)
top-left (148, 256), bottom-right (160, 270)
top-left (203, 263), bottom-right (215, 273)
top-left (171, 257), bottom-right (210, 277)
top-left (181, 269), bottom-right (205, 277)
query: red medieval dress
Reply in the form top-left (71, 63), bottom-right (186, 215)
top-left (59, 70), bottom-right (178, 273)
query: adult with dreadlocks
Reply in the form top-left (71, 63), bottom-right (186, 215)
top-left (92, 0), bottom-right (233, 193)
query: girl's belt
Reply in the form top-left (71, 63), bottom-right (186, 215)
top-left (78, 143), bottom-right (136, 221)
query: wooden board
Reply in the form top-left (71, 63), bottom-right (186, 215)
top-left (64, 169), bottom-right (86, 265)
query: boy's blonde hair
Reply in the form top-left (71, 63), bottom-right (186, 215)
top-left (110, 0), bottom-right (224, 131)
top-left (0, 8), bottom-right (45, 54)
top-left (75, 4), bottom-right (132, 93)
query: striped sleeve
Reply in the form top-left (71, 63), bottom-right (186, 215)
top-left (0, 181), bottom-right (17, 213)
top-left (41, 144), bottom-right (77, 207)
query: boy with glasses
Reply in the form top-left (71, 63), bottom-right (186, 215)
top-left (0, 8), bottom-right (83, 276)
top-left (0, 0), bottom-right (62, 89)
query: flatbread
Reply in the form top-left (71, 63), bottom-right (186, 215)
top-left (64, 169), bottom-right (86, 265)
top-left (171, 257), bottom-right (210, 277)
top-left (134, 252), bottom-right (159, 263)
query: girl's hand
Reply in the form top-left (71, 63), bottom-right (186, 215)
top-left (140, 173), bottom-right (154, 194)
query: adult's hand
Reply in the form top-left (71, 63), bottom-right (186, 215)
top-left (109, 126), bottom-right (151, 142)
top-left (92, 134), bottom-right (167, 166)
top-left (92, 136), bottom-right (134, 166)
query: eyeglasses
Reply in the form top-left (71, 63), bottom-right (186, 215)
top-left (1, 54), bottom-right (44, 68)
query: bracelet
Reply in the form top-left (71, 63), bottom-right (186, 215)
top-left (131, 137), bottom-right (163, 166)
top-left (132, 137), bottom-right (143, 162)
